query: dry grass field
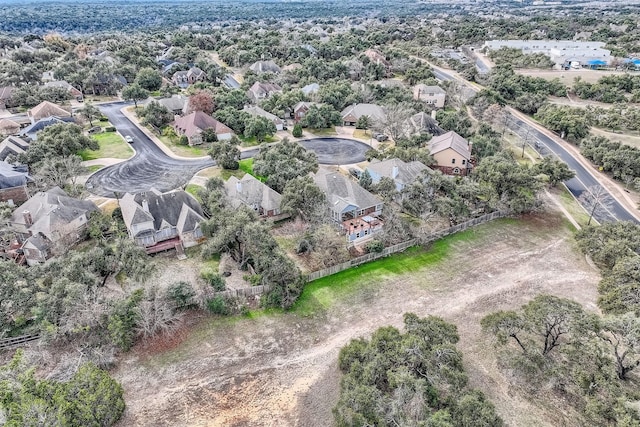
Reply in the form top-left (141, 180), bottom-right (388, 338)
top-left (113, 207), bottom-right (600, 427)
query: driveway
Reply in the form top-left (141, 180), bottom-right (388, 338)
top-left (86, 103), bottom-right (370, 197)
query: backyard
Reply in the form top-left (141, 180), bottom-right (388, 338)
top-left (113, 206), bottom-right (600, 427)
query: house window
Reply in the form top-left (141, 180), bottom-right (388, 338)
top-left (356, 232), bottom-right (360, 238)
top-left (462, 159), bottom-right (466, 165)
top-left (453, 167), bottom-right (460, 174)
top-left (364, 229), bottom-right (369, 235)
top-left (451, 158), bottom-right (456, 164)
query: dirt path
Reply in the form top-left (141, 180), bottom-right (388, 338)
top-left (114, 211), bottom-right (600, 427)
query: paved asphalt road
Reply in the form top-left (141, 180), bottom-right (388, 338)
top-left (431, 66), bottom-right (638, 224)
top-left (86, 102), bottom-right (370, 197)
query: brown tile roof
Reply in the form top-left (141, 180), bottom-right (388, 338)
top-left (28, 101), bottom-right (71, 121)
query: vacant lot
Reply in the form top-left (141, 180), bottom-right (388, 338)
top-left (114, 209), bottom-right (600, 427)
top-left (517, 68), bottom-right (638, 87)
top-left (79, 131), bottom-right (134, 161)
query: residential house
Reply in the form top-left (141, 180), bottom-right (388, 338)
top-left (172, 67), bottom-right (207, 88)
top-left (341, 103), bottom-right (385, 126)
top-left (243, 105), bottom-right (284, 131)
top-left (301, 83), bottom-right (320, 96)
top-left (363, 48), bottom-right (392, 74)
top-left (247, 82), bottom-right (282, 102)
top-left (8, 187), bottom-right (98, 265)
top-left (249, 60), bottom-right (281, 74)
top-left (27, 101), bottom-right (71, 124)
top-left (0, 119), bottom-right (20, 136)
top-left (366, 158), bottom-right (431, 192)
top-left (225, 174), bottom-right (283, 218)
top-left (428, 131), bottom-right (473, 176)
top-left (403, 112), bottom-right (445, 137)
top-left (313, 167), bottom-right (384, 243)
top-left (0, 86), bottom-right (13, 109)
top-left (413, 84), bottom-right (446, 108)
top-left (0, 161), bottom-right (31, 204)
top-left (173, 111), bottom-right (234, 145)
top-left (21, 116), bottom-right (75, 141)
top-left (144, 94), bottom-right (189, 116)
top-left (292, 101), bottom-right (316, 122)
top-left (44, 80), bottom-right (83, 99)
top-left (120, 189), bottom-right (205, 253)
top-left (0, 136), bottom-right (30, 161)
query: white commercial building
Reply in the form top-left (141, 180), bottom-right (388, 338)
top-left (483, 40), bottom-right (611, 68)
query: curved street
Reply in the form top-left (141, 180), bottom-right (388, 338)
top-left (85, 102), bottom-right (370, 197)
top-left (427, 63), bottom-right (639, 224)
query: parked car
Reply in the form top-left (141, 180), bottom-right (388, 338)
top-left (348, 167), bottom-right (362, 178)
top-left (125, 135), bottom-right (134, 143)
top-left (87, 126), bottom-right (102, 134)
top-left (373, 133), bottom-right (388, 142)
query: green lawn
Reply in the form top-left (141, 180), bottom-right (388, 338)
top-left (185, 183), bottom-right (203, 201)
top-left (308, 127), bottom-right (337, 136)
top-left (238, 134), bottom-right (278, 147)
top-left (87, 165), bottom-right (104, 173)
top-left (292, 218), bottom-right (519, 317)
top-left (238, 158), bottom-right (267, 182)
top-left (158, 135), bottom-right (210, 158)
top-left (78, 132), bottom-right (134, 161)
top-left (554, 185), bottom-right (592, 228)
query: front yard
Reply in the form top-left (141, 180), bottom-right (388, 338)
top-left (79, 131), bottom-right (134, 161)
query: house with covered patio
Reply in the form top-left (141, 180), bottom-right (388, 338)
top-left (313, 167), bottom-right (384, 243)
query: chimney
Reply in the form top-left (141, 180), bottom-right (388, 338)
top-left (392, 165), bottom-right (399, 179)
top-left (236, 181), bottom-right (242, 193)
top-left (431, 110), bottom-right (437, 121)
top-left (22, 210), bottom-right (32, 226)
top-left (142, 199), bottom-right (149, 212)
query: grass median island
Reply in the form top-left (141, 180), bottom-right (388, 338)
top-left (79, 132), bottom-right (134, 160)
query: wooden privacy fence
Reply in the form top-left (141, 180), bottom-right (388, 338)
top-left (306, 211), bottom-right (508, 282)
top-left (214, 284), bottom-right (272, 299)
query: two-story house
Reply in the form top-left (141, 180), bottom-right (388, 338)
top-left (172, 67), bottom-right (207, 88)
top-left (428, 131), bottom-right (473, 176)
top-left (225, 174), bottom-right (284, 218)
top-left (313, 167), bottom-right (384, 243)
top-left (120, 189), bottom-right (205, 253)
top-left (8, 187), bottom-right (98, 265)
top-left (413, 84), bottom-right (447, 108)
top-left (247, 82), bottom-right (282, 102)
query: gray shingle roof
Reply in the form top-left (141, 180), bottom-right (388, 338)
top-left (243, 105), bottom-right (283, 125)
top-left (340, 103), bottom-right (385, 122)
top-left (0, 160), bottom-right (31, 189)
top-left (0, 136), bottom-right (30, 161)
top-left (249, 60), bottom-right (281, 74)
top-left (366, 158), bottom-right (430, 186)
top-left (225, 174), bottom-right (282, 213)
top-left (120, 189), bottom-right (205, 232)
top-left (313, 167), bottom-right (382, 212)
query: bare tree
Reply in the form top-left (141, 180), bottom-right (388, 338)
top-left (579, 185), bottom-right (612, 225)
top-left (376, 103), bottom-right (414, 142)
top-left (135, 288), bottom-right (183, 339)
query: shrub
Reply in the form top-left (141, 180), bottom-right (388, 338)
top-left (201, 271), bottom-right (226, 291)
top-left (179, 135), bottom-right (189, 146)
top-left (292, 123), bottom-right (303, 137)
top-left (207, 296), bottom-right (229, 315)
top-left (105, 126), bottom-right (116, 132)
top-left (365, 239), bottom-right (385, 253)
top-left (167, 281), bottom-right (196, 308)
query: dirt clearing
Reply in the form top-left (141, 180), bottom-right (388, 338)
top-left (114, 208), bottom-right (600, 427)
top-left (516, 68), bottom-right (638, 87)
